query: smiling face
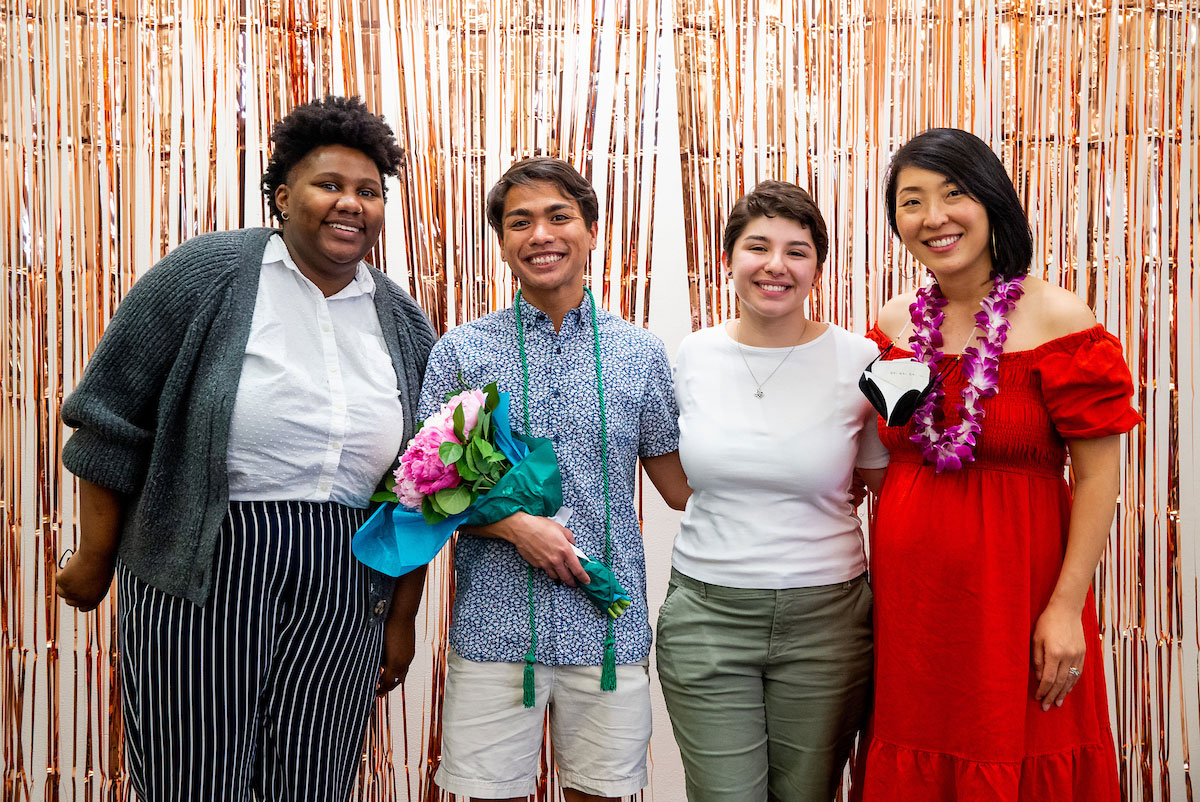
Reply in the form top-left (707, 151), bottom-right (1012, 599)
top-left (274, 144), bottom-right (385, 294)
top-left (497, 180), bottom-right (598, 309)
top-left (724, 214), bottom-right (820, 325)
top-left (892, 165), bottom-right (993, 283)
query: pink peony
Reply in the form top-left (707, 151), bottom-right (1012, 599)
top-left (397, 411), bottom-right (461, 499)
top-left (393, 466), bottom-right (425, 509)
top-left (447, 389), bottom-right (488, 436)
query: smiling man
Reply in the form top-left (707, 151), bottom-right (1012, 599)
top-left (420, 158), bottom-right (689, 802)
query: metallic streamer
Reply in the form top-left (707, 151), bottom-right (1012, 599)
top-left (3, 0), bottom-right (660, 800)
top-left (672, 1), bottom-right (1199, 799)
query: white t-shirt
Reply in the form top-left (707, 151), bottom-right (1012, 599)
top-left (671, 322), bottom-right (889, 589)
top-left (226, 235), bottom-right (406, 508)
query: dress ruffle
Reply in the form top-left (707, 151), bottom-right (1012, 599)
top-left (856, 736), bottom-right (1120, 802)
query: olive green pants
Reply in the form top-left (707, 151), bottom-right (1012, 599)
top-left (655, 568), bottom-right (873, 802)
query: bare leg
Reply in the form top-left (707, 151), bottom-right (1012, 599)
top-left (562, 790), bottom-right (618, 802)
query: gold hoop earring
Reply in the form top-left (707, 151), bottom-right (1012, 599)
top-left (990, 229), bottom-right (997, 258)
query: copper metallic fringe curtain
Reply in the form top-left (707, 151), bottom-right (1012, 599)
top-left (674, 1), bottom-right (1199, 800)
top-left (1, 0), bottom-right (1196, 800)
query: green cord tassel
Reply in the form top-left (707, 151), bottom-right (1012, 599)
top-left (523, 565), bottom-right (537, 707)
top-left (600, 623), bottom-right (617, 692)
top-left (522, 654), bottom-right (537, 708)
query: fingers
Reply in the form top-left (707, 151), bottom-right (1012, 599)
top-left (1036, 650), bottom-right (1085, 711)
top-left (564, 553), bottom-right (590, 586)
top-left (376, 667), bottom-right (404, 696)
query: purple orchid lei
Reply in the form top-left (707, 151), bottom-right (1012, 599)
top-left (907, 272), bottom-right (1026, 472)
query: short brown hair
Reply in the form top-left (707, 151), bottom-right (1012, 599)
top-left (723, 181), bottom-right (829, 266)
top-left (486, 157), bottom-right (599, 235)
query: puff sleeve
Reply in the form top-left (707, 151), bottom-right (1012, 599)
top-left (1034, 326), bottom-right (1142, 439)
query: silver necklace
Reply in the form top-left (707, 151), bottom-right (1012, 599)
top-left (735, 320), bottom-right (805, 399)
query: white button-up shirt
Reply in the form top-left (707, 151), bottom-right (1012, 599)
top-left (226, 235), bottom-right (405, 507)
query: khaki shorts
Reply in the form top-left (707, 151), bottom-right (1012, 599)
top-left (434, 649), bottom-right (652, 799)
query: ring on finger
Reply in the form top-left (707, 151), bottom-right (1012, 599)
top-left (1067, 666), bottom-right (1081, 677)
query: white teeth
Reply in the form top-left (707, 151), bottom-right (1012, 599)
top-left (528, 254), bottom-right (563, 265)
top-left (927, 235), bottom-right (960, 247)
top-left (758, 283), bottom-right (789, 292)
top-left (328, 223), bottom-right (359, 233)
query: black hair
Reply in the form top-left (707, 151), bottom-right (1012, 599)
top-left (723, 180), bottom-right (829, 266)
top-left (260, 96), bottom-right (403, 221)
top-left (884, 128), bottom-right (1033, 279)
top-left (485, 157), bottom-right (599, 234)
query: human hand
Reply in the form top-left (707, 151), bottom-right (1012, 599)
top-left (55, 547), bottom-right (117, 611)
top-left (849, 470), bottom-right (868, 507)
top-left (377, 614), bottom-right (416, 696)
top-left (494, 512), bottom-right (590, 586)
top-left (1032, 600), bottom-right (1086, 711)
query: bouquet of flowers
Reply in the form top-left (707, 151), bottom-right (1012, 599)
top-left (352, 382), bottom-right (632, 620)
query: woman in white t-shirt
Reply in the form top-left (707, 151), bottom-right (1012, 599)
top-left (656, 181), bottom-right (888, 802)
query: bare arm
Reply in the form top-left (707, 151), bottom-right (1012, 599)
top-left (55, 479), bottom-right (122, 611)
top-left (858, 467), bottom-right (887, 496)
top-left (461, 512), bottom-right (590, 586)
top-left (377, 566), bottom-right (427, 695)
top-left (1031, 434), bottom-right (1122, 710)
top-left (641, 450), bottom-right (691, 511)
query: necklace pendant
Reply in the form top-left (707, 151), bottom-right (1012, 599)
top-left (754, 388), bottom-right (764, 399)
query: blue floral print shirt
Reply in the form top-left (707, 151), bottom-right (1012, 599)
top-left (418, 294), bottom-right (679, 665)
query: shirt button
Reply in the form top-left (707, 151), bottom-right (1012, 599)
top-left (374, 600), bottom-right (387, 615)
top-left (321, 324), bottom-right (331, 333)
top-left (319, 482), bottom-right (331, 492)
top-left (331, 441), bottom-right (342, 449)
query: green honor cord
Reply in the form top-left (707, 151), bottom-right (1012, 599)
top-left (514, 287), bottom-right (616, 706)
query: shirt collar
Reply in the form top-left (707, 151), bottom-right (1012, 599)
top-left (515, 290), bottom-right (595, 331)
top-left (263, 233), bottom-right (376, 299)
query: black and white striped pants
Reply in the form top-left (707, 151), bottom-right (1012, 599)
top-left (116, 500), bottom-right (391, 802)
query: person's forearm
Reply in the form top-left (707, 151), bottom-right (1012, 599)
top-left (458, 512), bottom-right (528, 543)
top-left (78, 479), bottom-right (123, 558)
top-left (641, 451), bottom-right (691, 511)
top-left (1048, 438), bottom-right (1122, 613)
top-left (387, 566), bottom-right (426, 622)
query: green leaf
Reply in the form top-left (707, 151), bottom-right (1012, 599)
top-left (486, 452), bottom-right (507, 465)
top-left (439, 441), bottom-right (464, 465)
top-left (370, 489), bottom-right (399, 503)
top-left (434, 484), bottom-right (473, 515)
top-left (480, 410), bottom-right (491, 441)
top-left (453, 404), bottom-right (466, 443)
top-left (384, 473), bottom-right (397, 491)
top-left (484, 381), bottom-right (500, 412)
top-left (475, 438), bottom-right (495, 458)
top-left (421, 496), bottom-right (444, 525)
top-left (457, 461), bottom-right (480, 481)
top-left (463, 447), bottom-right (479, 476)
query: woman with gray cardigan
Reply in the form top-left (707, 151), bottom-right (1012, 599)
top-left (54, 96), bottom-right (435, 802)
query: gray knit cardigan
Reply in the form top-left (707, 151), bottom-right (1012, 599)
top-left (61, 227), bottom-right (436, 604)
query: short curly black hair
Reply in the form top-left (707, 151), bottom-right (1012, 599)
top-left (260, 96), bottom-right (404, 222)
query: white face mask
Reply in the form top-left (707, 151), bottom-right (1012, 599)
top-left (859, 345), bottom-right (938, 427)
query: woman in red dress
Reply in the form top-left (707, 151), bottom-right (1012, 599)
top-left (855, 128), bottom-right (1140, 800)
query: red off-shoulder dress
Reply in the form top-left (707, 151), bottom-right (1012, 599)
top-left (855, 325), bottom-right (1141, 801)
